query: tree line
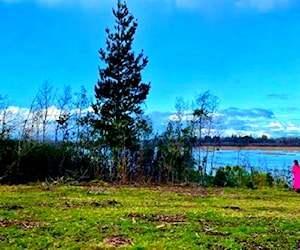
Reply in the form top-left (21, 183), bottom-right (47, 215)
top-left (198, 135), bottom-right (300, 147)
top-left (0, 1), bottom-right (291, 187)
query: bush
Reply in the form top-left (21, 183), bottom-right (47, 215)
top-left (213, 166), bottom-right (277, 189)
top-left (213, 166), bottom-right (250, 187)
top-left (0, 140), bottom-right (97, 184)
top-left (251, 171), bottom-right (274, 187)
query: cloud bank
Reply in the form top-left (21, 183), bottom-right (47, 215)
top-left (149, 107), bottom-right (299, 138)
top-left (2, 105), bottom-right (299, 138)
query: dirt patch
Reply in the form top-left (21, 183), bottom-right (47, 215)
top-left (0, 204), bottom-right (24, 210)
top-left (235, 237), bottom-right (291, 250)
top-left (87, 184), bottom-right (225, 198)
top-left (222, 205), bottom-right (243, 211)
top-left (99, 225), bottom-right (109, 233)
top-left (0, 218), bottom-right (47, 229)
top-left (103, 236), bottom-right (133, 247)
top-left (99, 200), bottom-right (121, 207)
top-left (128, 213), bottom-right (187, 223)
top-left (87, 186), bottom-right (108, 193)
top-left (63, 202), bottom-right (84, 209)
top-left (297, 239), bottom-right (300, 249)
top-left (63, 200), bottom-right (121, 209)
top-left (235, 238), bottom-right (265, 249)
top-left (38, 202), bottom-right (54, 207)
top-left (154, 215), bottom-right (187, 223)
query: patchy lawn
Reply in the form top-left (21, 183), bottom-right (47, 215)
top-left (0, 184), bottom-right (300, 249)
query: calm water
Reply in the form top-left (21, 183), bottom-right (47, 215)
top-left (196, 149), bottom-right (300, 174)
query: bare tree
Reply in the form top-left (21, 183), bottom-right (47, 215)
top-left (55, 85), bottom-right (73, 142)
top-left (34, 81), bottom-right (56, 142)
top-left (74, 86), bottom-right (90, 147)
top-left (10, 95), bottom-right (41, 183)
top-left (0, 95), bottom-right (14, 139)
top-left (192, 91), bottom-right (220, 184)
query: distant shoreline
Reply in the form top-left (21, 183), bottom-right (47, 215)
top-left (212, 146), bottom-right (300, 151)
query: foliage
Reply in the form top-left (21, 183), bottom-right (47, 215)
top-left (153, 121), bottom-right (195, 183)
top-left (192, 91), bottom-right (220, 183)
top-left (251, 171), bottom-right (274, 187)
top-left (93, 0), bottom-right (150, 151)
top-left (0, 140), bottom-right (96, 184)
top-left (92, 0), bottom-right (151, 183)
top-left (213, 166), bottom-right (278, 188)
top-left (214, 166), bottom-right (250, 187)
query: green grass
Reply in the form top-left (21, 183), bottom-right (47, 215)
top-left (0, 184), bottom-right (300, 249)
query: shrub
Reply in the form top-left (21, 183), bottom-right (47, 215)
top-left (0, 140), bottom-right (97, 184)
top-left (213, 166), bottom-right (277, 189)
top-left (213, 166), bottom-right (250, 187)
top-left (251, 171), bottom-right (274, 187)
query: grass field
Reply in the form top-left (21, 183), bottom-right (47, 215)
top-left (0, 184), bottom-right (300, 249)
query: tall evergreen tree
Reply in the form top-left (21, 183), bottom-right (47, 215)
top-left (93, 0), bottom-right (150, 181)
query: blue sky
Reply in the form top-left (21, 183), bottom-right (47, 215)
top-left (1, 0), bottom-right (300, 137)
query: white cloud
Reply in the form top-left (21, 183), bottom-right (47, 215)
top-left (286, 122), bottom-right (300, 131)
top-left (268, 121), bottom-right (284, 131)
top-left (3, 106), bottom-right (300, 138)
top-left (4, 105), bottom-right (60, 121)
top-left (169, 113), bottom-right (193, 121)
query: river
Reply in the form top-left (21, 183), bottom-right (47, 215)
top-left (195, 147), bottom-right (300, 175)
